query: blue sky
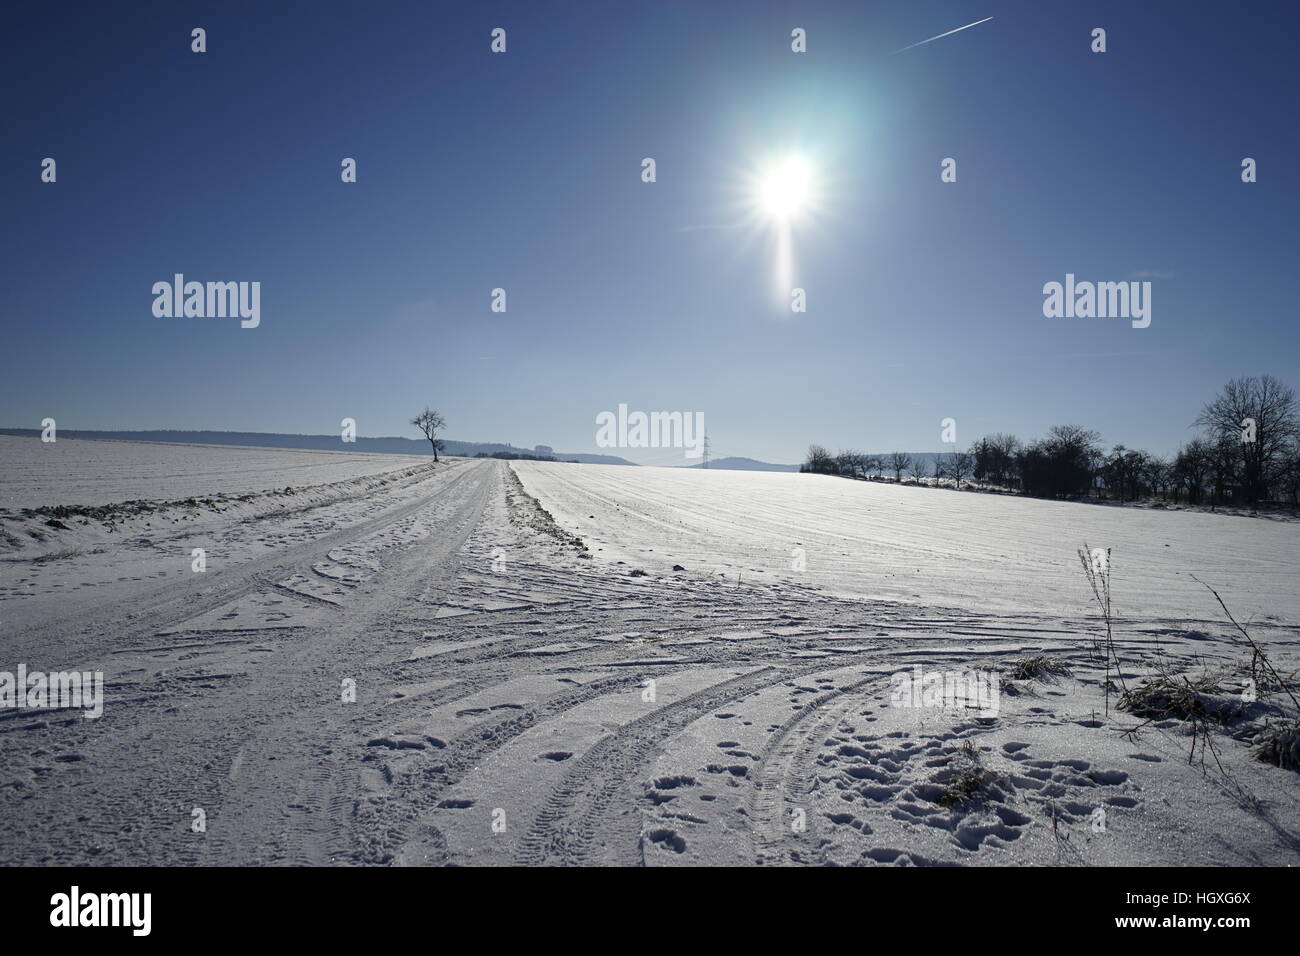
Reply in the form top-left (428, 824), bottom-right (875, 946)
top-left (3, 0), bottom-right (1296, 464)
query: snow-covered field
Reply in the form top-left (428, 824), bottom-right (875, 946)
top-left (512, 462), bottom-right (1300, 624)
top-left (1, 444), bottom-right (1296, 866)
top-left (0, 435), bottom-right (422, 509)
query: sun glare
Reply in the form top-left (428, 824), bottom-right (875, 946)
top-left (758, 156), bottom-right (813, 221)
top-left (737, 151), bottom-right (823, 306)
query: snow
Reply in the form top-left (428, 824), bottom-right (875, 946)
top-left (0, 434), bottom-right (426, 509)
top-left (512, 461), bottom-right (1300, 624)
top-left (0, 448), bottom-right (1296, 866)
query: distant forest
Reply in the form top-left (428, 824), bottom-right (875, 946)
top-left (474, 450), bottom-right (578, 462)
top-left (802, 375), bottom-right (1300, 508)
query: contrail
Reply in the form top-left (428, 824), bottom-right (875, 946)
top-left (892, 16), bottom-right (993, 54)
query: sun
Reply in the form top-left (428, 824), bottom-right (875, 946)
top-left (757, 156), bottom-right (814, 221)
top-left (732, 150), bottom-right (825, 306)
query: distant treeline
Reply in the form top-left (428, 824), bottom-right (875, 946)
top-left (802, 375), bottom-right (1300, 508)
top-left (473, 451), bottom-right (577, 462)
top-left (0, 429), bottom-right (633, 465)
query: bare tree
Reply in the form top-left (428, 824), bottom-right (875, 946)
top-left (411, 407), bottom-right (447, 461)
top-left (1206, 435), bottom-right (1239, 508)
top-left (1195, 375), bottom-right (1300, 504)
top-left (909, 456), bottom-right (928, 481)
top-left (948, 450), bottom-right (974, 485)
top-left (889, 451), bottom-right (912, 482)
top-left (1174, 439), bottom-right (1211, 504)
top-left (1101, 445), bottom-right (1150, 502)
top-left (1144, 455), bottom-right (1172, 501)
top-left (804, 444), bottom-right (835, 474)
top-left (971, 433), bottom-right (1021, 487)
top-left (844, 450), bottom-right (870, 478)
top-left (835, 450), bottom-right (863, 477)
top-left (1019, 425), bottom-right (1101, 498)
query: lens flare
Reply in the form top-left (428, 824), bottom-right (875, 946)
top-left (758, 157), bottom-right (813, 221)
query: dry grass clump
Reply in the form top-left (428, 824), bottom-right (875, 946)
top-left (1253, 720), bottom-right (1300, 772)
top-left (936, 740), bottom-right (997, 807)
top-left (937, 765), bottom-right (992, 808)
top-left (1118, 666), bottom-right (1297, 772)
top-left (1117, 672), bottom-right (1228, 722)
top-left (1078, 559), bottom-right (1300, 774)
top-left (1008, 655), bottom-right (1073, 683)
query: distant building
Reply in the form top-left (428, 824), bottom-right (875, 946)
top-left (534, 445), bottom-right (553, 456)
